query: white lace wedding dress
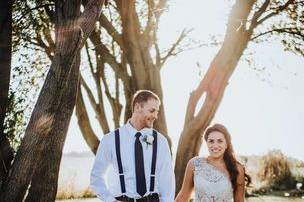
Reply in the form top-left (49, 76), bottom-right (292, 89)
top-left (192, 157), bottom-right (233, 202)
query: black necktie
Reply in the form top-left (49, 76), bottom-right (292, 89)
top-left (135, 132), bottom-right (147, 196)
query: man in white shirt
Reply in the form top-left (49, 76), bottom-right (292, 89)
top-left (90, 90), bottom-right (175, 202)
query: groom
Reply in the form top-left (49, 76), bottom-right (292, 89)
top-left (90, 90), bottom-right (175, 202)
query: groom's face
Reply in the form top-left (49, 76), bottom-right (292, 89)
top-left (136, 98), bottom-right (160, 128)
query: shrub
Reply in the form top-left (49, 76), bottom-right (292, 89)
top-left (258, 150), bottom-right (296, 190)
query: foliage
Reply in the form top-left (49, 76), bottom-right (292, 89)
top-left (12, 0), bottom-right (55, 54)
top-left (3, 91), bottom-right (25, 152)
top-left (250, 0), bottom-right (304, 56)
top-left (258, 150), bottom-right (297, 190)
top-left (7, 0), bottom-right (53, 149)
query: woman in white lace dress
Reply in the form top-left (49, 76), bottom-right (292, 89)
top-left (175, 124), bottom-right (251, 202)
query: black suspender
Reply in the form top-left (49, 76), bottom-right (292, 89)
top-left (115, 129), bottom-right (126, 194)
top-left (114, 129), bottom-right (158, 195)
top-left (149, 130), bottom-right (158, 192)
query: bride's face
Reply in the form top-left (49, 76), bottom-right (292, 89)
top-left (206, 131), bottom-right (227, 158)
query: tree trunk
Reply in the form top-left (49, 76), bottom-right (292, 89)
top-left (119, 0), bottom-right (169, 140)
top-left (174, 0), bottom-right (255, 194)
top-left (0, 0), bottom-right (105, 200)
top-left (23, 2), bottom-right (82, 200)
top-left (0, 0), bottom-right (14, 186)
top-left (25, 51), bottom-right (81, 202)
top-left (148, 69), bottom-right (169, 146)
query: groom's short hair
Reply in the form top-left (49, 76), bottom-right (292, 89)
top-left (132, 90), bottom-right (160, 112)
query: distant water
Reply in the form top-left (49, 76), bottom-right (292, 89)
top-left (58, 152), bottom-right (95, 197)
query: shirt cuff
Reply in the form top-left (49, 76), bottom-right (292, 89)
top-left (105, 195), bottom-right (117, 202)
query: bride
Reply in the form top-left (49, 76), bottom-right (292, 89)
top-left (175, 124), bottom-right (251, 202)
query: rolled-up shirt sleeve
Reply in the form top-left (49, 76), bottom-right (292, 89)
top-left (158, 136), bottom-right (175, 202)
top-left (90, 134), bottom-right (116, 202)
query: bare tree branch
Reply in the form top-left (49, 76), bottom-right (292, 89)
top-left (155, 0), bottom-right (167, 21)
top-left (144, 0), bottom-right (156, 39)
top-left (159, 29), bottom-right (190, 68)
top-left (42, 26), bottom-right (55, 55)
top-left (249, 0), bottom-right (271, 31)
top-left (93, 52), bottom-right (107, 117)
top-left (154, 40), bottom-right (161, 67)
top-left (14, 3), bottom-right (55, 24)
top-left (115, 74), bottom-right (120, 102)
top-left (80, 73), bottom-right (110, 133)
top-left (251, 27), bottom-right (304, 40)
top-left (85, 42), bottom-right (96, 77)
top-left (85, 42), bottom-right (105, 114)
top-left (34, 33), bottom-right (53, 60)
top-left (85, 43), bottom-right (106, 118)
top-left (99, 13), bottom-right (125, 50)
top-left (255, 0), bottom-right (294, 28)
top-left (76, 88), bottom-right (100, 154)
top-left (98, 58), bottom-right (122, 128)
top-left (89, 31), bottom-right (131, 91)
top-left (80, 75), bottom-right (98, 111)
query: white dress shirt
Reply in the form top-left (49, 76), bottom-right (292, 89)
top-left (90, 122), bottom-right (175, 202)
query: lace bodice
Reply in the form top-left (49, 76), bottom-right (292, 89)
top-left (192, 157), bottom-right (233, 202)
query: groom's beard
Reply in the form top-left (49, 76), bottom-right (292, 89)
top-left (144, 119), bottom-right (154, 128)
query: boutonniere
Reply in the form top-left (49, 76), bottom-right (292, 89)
top-left (143, 135), bottom-right (154, 149)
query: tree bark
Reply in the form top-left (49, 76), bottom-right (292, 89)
top-left (0, 0), bottom-right (105, 200)
top-left (76, 87), bottom-right (100, 154)
top-left (24, 52), bottom-right (81, 202)
top-left (118, 1), bottom-right (169, 140)
top-left (23, 1), bottom-right (82, 200)
top-left (0, 0), bottom-right (14, 186)
top-left (174, 0), bottom-right (255, 194)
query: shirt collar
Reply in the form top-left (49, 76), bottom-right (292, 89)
top-left (125, 120), bottom-right (153, 137)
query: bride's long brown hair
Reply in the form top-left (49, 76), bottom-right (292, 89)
top-left (204, 124), bottom-right (251, 194)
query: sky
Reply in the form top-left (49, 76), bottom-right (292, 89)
top-left (63, 0), bottom-right (304, 160)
